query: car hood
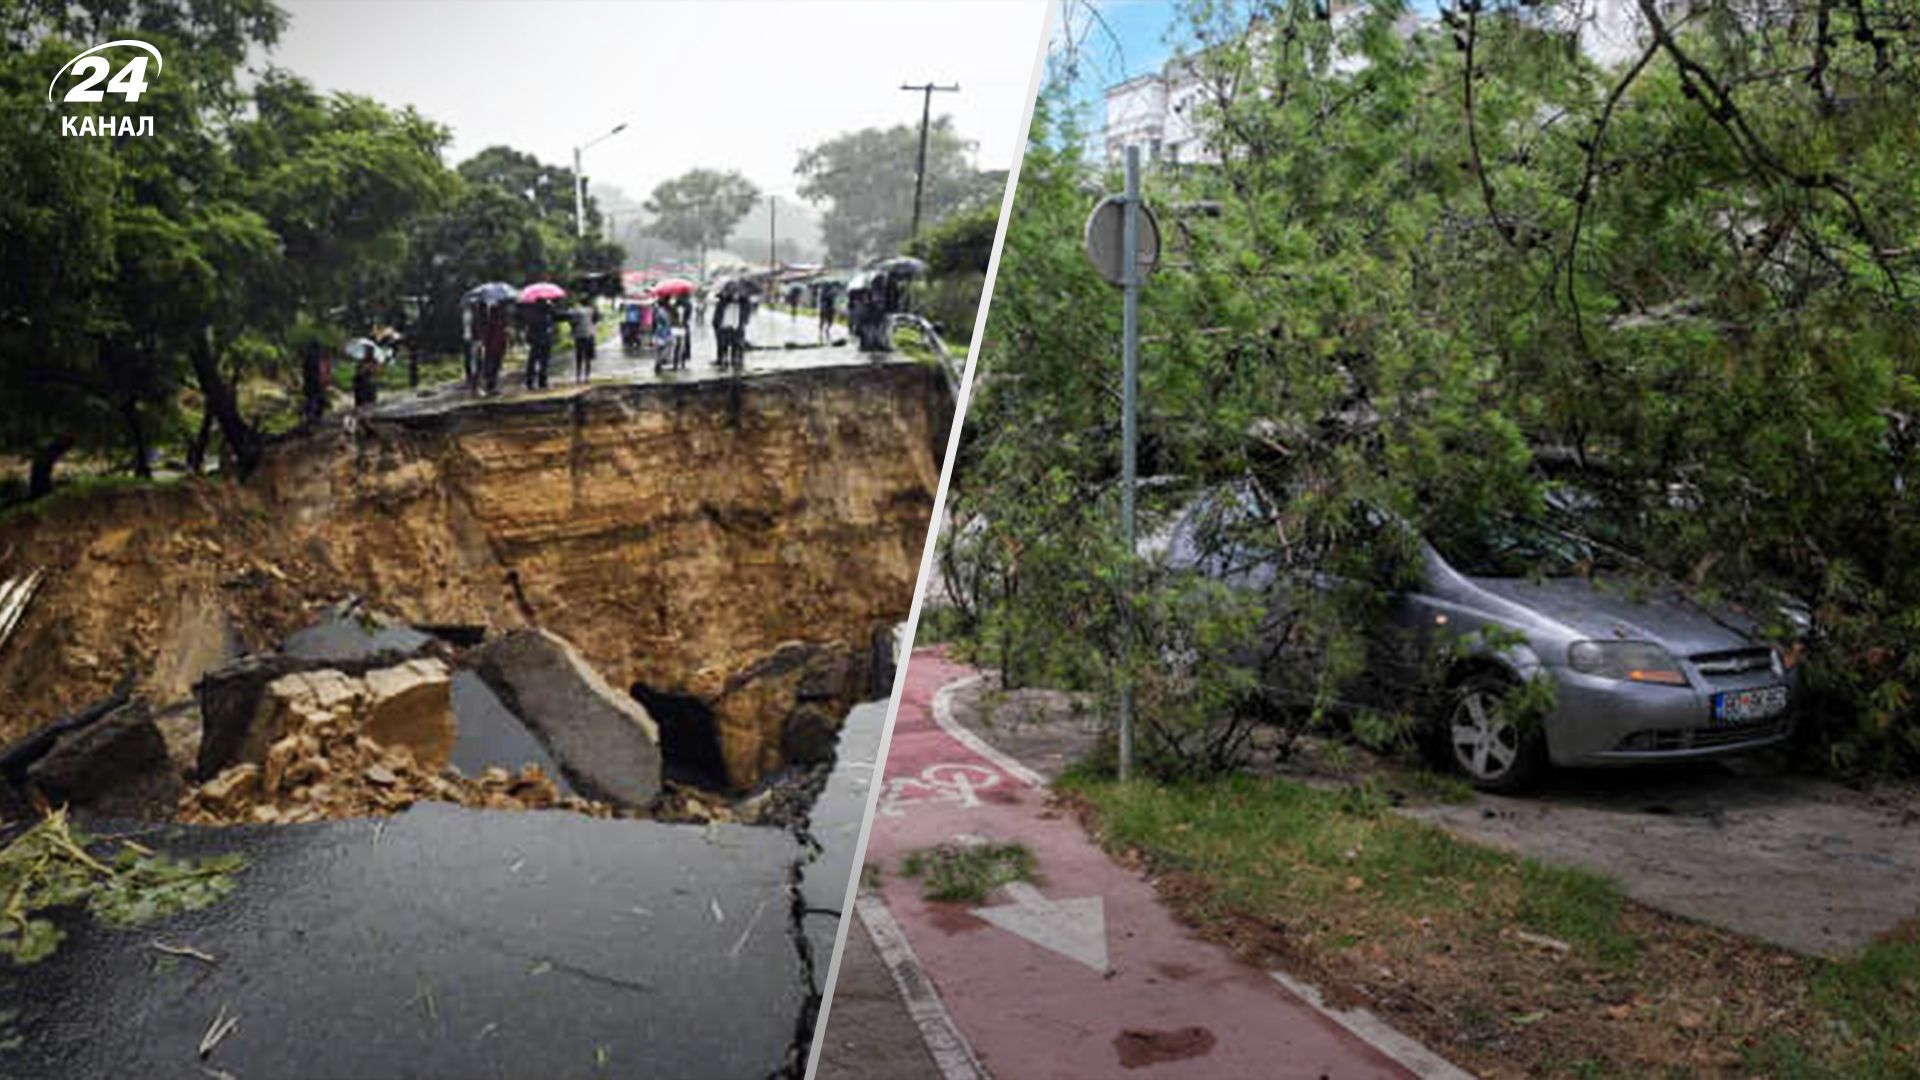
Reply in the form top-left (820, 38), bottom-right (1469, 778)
top-left (1463, 575), bottom-right (1762, 657)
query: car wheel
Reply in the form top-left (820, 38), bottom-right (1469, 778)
top-left (1443, 673), bottom-right (1545, 793)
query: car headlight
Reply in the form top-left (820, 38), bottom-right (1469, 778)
top-left (1567, 641), bottom-right (1689, 686)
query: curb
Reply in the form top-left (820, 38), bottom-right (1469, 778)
top-left (855, 895), bottom-right (991, 1080)
top-left (1268, 971), bottom-right (1477, 1079)
top-left (927, 673), bottom-right (1045, 788)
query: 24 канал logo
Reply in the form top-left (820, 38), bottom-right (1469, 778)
top-left (49, 39), bottom-right (163, 138)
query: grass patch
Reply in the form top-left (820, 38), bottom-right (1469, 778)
top-left (1058, 769), bottom-right (1920, 1077)
top-left (908, 604), bottom-right (969, 648)
top-left (900, 840), bottom-right (1036, 903)
top-left (1067, 764), bottom-right (1635, 968)
top-left (0, 473), bottom-right (186, 526)
top-left (1061, 771), bottom-right (1640, 969)
top-left (1753, 929), bottom-right (1920, 1079)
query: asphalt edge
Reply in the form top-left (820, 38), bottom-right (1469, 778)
top-left (854, 895), bottom-right (992, 1080)
top-left (1267, 971), bottom-right (1477, 1079)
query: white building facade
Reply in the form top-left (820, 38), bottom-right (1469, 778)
top-left (1103, 0), bottom-right (1681, 167)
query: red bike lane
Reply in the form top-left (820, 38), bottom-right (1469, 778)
top-left (864, 650), bottom-right (1420, 1079)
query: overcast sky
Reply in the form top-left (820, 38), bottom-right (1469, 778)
top-left (260, 0), bottom-right (1051, 216)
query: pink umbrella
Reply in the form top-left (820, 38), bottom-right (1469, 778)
top-left (650, 278), bottom-right (695, 298)
top-left (519, 282), bottom-right (567, 302)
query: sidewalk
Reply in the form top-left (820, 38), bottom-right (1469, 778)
top-left (843, 649), bottom-right (1434, 1079)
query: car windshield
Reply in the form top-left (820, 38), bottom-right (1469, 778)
top-left (1427, 515), bottom-right (1627, 579)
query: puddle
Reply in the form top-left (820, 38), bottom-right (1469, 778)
top-left (449, 671), bottom-right (575, 797)
top-left (282, 610), bottom-right (432, 663)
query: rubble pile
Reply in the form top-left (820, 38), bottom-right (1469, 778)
top-left (180, 661), bottom-right (618, 825)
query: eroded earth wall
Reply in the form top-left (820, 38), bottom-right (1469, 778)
top-left (0, 364), bottom-right (949, 788)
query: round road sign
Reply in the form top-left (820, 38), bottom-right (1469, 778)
top-left (1083, 194), bottom-right (1161, 287)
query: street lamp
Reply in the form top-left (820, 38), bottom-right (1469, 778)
top-left (573, 122), bottom-right (628, 239)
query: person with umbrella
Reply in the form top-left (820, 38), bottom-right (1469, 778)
top-left (519, 282), bottom-right (567, 390)
top-left (345, 336), bottom-right (383, 408)
top-left (464, 283), bottom-right (516, 395)
top-left (648, 279), bottom-right (696, 372)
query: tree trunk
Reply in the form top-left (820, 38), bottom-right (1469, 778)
top-left (28, 435), bottom-right (73, 500)
top-left (186, 409), bottom-right (214, 474)
top-left (191, 330), bottom-right (260, 476)
top-left (121, 396), bottom-right (151, 479)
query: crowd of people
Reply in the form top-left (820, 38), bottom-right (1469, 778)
top-left (292, 263), bottom-right (920, 428)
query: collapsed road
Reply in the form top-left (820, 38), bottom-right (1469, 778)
top-left (0, 359), bottom-right (943, 1077)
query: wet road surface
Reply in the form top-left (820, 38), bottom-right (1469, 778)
top-left (0, 802), bottom-right (806, 1079)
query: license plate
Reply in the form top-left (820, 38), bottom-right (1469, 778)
top-left (1713, 685), bottom-right (1788, 723)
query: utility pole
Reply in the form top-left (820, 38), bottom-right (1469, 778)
top-left (900, 81), bottom-right (960, 240)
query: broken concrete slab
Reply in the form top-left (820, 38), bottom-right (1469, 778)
top-left (361, 658), bottom-right (455, 770)
top-left (195, 649), bottom-right (433, 780)
top-left (702, 640), bottom-right (855, 790)
top-left (448, 671), bottom-right (573, 795)
top-left (0, 803), bottom-right (809, 1079)
top-left (470, 629), bottom-right (661, 807)
top-left (23, 699), bottom-right (183, 821)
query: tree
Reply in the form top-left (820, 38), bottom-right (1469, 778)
top-left (795, 120), bottom-right (1001, 264)
top-left (644, 169), bottom-right (759, 278)
top-left (1, 0), bottom-right (293, 485)
top-left (955, 0), bottom-right (1920, 778)
top-left (458, 145), bottom-right (597, 231)
top-left (906, 202), bottom-right (1000, 343)
top-left (1, 4), bottom-right (457, 489)
top-left (0, 35), bottom-right (119, 494)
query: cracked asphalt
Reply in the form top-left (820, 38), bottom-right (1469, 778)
top-left (0, 702), bottom-right (888, 1079)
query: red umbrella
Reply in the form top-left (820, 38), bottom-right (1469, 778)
top-left (650, 278), bottom-right (695, 298)
top-left (519, 281), bottom-right (567, 302)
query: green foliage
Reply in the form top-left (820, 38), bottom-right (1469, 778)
top-left (907, 202), bottom-right (1001, 343)
top-left (951, 0), bottom-right (1920, 779)
top-left (0, 2), bottom-right (636, 489)
top-left (644, 168), bottom-right (760, 277)
top-left (796, 119), bottom-right (1003, 264)
top-left (0, 809), bottom-right (244, 966)
top-left (899, 840), bottom-right (1038, 903)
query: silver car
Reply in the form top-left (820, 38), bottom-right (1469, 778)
top-left (1167, 494), bottom-right (1800, 791)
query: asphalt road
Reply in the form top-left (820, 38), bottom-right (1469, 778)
top-left (0, 803), bottom-right (809, 1080)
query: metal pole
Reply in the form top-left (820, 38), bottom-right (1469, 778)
top-left (1119, 144), bottom-right (1141, 781)
top-left (573, 145), bottom-right (586, 239)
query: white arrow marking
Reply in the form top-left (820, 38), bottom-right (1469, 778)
top-left (969, 882), bottom-right (1109, 974)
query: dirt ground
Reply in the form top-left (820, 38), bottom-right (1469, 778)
top-left (949, 677), bottom-right (1920, 958)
